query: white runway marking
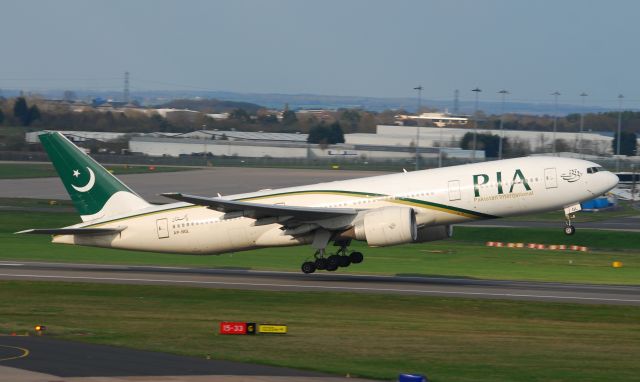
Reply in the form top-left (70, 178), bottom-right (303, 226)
top-left (1, 273), bottom-right (639, 304)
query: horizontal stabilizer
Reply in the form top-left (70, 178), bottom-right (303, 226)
top-left (162, 192), bottom-right (357, 221)
top-left (15, 226), bottom-right (126, 235)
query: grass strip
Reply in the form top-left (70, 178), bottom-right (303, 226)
top-left (1, 281), bottom-right (638, 381)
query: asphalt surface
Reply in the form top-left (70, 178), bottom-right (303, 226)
top-left (0, 336), bottom-right (374, 382)
top-left (0, 167), bottom-right (387, 203)
top-left (0, 335), bottom-right (329, 378)
top-left (1, 261), bottom-right (638, 306)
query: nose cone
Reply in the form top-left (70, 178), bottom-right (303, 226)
top-left (597, 172), bottom-right (619, 195)
top-left (587, 171), bottom-right (619, 197)
top-left (606, 172), bottom-right (620, 191)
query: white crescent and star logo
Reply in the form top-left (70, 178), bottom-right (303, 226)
top-left (71, 167), bottom-right (96, 192)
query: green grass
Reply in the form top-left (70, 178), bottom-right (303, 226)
top-left (0, 163), bottom-right (193, 179)
top-left (455, 226), bottom-right (640, 251)
top-left (1, 281), bottom-right (639, 381)
top-left (503, 200), bottom-right (640, 222)
top-left (2, 209), bottom-right (639, 285)
top-left (0, 197), bottom-right (75, 209)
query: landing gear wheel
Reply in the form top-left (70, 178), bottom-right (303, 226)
top-left (315, 257), bottom-right (328, 270)
top-left (349, 251), bottom-right (364, 264)
top-left (338, 256), bottom-right (351, 267)
top-left (326, 263), bottom-right (338, 272)
top-left (327, 255), bottom-right (341, 269)
top-left (301, 261), bottom-right (317, 274)
top-left (564, 225), bottom-right (576, 235)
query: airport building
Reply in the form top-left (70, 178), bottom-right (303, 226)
top-left (128, 135), bottom-right (481, 160)
top-left (25, 130), bottom-right (129, 143)
top-left (368, 125), bottom-right (633, 156)
top-left (26, 126), bottom-right (639, 162)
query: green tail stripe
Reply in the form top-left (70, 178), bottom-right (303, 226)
top-left (39, 132), bottom-right (137, 216)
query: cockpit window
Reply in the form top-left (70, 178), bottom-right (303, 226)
top-left (586, 166), bottom-right (602, 174)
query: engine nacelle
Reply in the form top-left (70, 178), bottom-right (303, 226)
top-left (414, 224), bottom-right (452, 243)
top-left (354, 207), bottom-right (417, 247)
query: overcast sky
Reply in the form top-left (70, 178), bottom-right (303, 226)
top-left (1, 0), bottom-right (639, 106)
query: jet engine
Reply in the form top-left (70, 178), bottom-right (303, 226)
top-left (353, 207), bottom-right (417, 246)
top-left (414, 224), bottom-right (452, 243)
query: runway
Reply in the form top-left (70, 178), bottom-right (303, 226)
top-left (1, 261), bottom-right (638, 305)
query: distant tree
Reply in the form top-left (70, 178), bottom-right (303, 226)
top-left (27, 105), bottom-right (40, 125)
top-left (328, 122), bottom-right (345, 143)
top-left (12, 97), bottom-right (40, 126)
top-left (282, 110), bottom-right (298, 126)
top-left (258, 114), bottom-right (278, 125)
top-left (229, 108), bottom-right (251, 122)
top-left (0, 108), bottom-right (4, 125)
top-left (505, 137), bottom-right (531, 157)
top-left (612, 131), bottom-right (638, 156)
top-left (339, 109), bottom-right (361, 133)
top-left (307, 122), bottom-right (345, 144)
top-left (460, 132), bottom-right (501, 157)
top-left (554, 139), bottom-right (571, 153)
top-left (13, 97), bottom-right (28, 123)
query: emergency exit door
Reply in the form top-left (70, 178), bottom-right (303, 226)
top-left (156, 218), bottom-right (169, 239)
top-left (544, 168), bottom-right (558, 189)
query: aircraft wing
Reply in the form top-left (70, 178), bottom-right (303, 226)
top-left (162, 192), bottom-right (357, 222)
top-left (16, 227), bottom-right (126, 235)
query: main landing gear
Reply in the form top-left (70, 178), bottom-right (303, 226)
top-left (301, 245), bottom-right (364, 274)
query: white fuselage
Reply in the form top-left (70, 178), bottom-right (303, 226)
top-left (54, 156), bottom-right (619, 254)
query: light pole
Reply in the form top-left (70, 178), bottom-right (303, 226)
top-left (579, 92), bottom-right (587, 157)
top-left (471, 87), bottom-right (482, 160)
top-left (551, 91), bottom-right (560, 154)
top-left (414, 85), bottom-right (423, 171)
top-left (616, 94), bottom-right (624, 171)
top-left (498, 89), bottom-right (509, 159)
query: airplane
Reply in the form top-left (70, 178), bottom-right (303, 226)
top-left (18, 132), bottom-right (619, 274)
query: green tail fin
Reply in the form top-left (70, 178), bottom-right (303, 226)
top-left (39, 132), bottom-right (150, 221)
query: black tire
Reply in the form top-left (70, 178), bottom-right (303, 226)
top-left (564, 225), bottom-right (576, 235)
top-left (349, 251), bottom-right (364, 264)
top-left (339, 255), bottom-right (351, 267)
top-left (301, 261), bottom-right (316, 274)
top-left (315, 257), bottom-right (328, 270)
top-left (326, 263), bottom-right (338, 272)
top-left (327, 255), bottom-right (340, 268)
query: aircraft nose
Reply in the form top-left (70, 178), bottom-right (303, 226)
top-left (605, 172), bottom-right (619, 191)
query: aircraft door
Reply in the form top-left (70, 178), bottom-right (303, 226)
top-left (156, 218), bottom-right (169, 239)
top-left (544, 168), bottom-right (558, 189)
top-left (448, 180), bottom-right (461, 201)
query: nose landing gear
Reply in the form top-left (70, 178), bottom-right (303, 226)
top-left (563, 203), bottom-right (581, 236)
top-left (564, 214), bottom-right (576, 235)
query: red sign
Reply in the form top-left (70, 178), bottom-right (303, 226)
top-left (219, 322), bottom-right (247, 335)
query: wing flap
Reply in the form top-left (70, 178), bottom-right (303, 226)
top-left (162, 192), bottom-right (357, 221)
top-left (16, 227), bottom-right (126, 235)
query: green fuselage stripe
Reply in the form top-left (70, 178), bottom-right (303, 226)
top-left (238, 190), bottom-right (498, 219)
